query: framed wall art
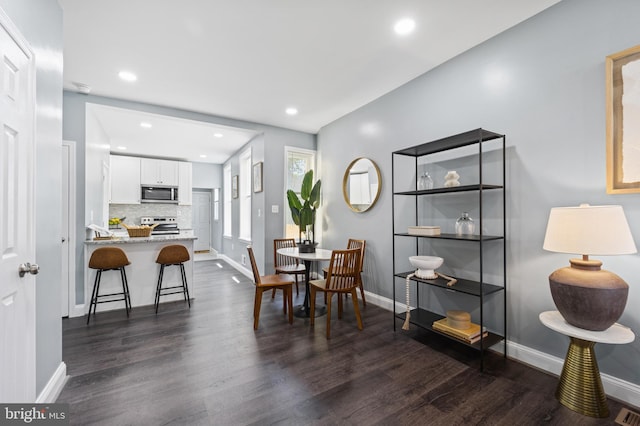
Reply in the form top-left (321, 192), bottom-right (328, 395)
top-left (606, 44), bottom-right (640, 194)
top-left (232, 175), bottom-right (239, 198)
top-left (253, 162), bottom-right (263, 193)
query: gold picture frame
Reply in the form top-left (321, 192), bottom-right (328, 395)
top-left (606, 44), bottom-right (640, 194)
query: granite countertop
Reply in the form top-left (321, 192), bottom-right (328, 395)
top-left (85, 232), bottom-right (197, 245)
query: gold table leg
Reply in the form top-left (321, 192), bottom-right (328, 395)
top-left (556, 337), bottom-right (609, 418)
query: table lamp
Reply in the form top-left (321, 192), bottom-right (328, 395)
top-left (543, 204), bottom-right (636, 331)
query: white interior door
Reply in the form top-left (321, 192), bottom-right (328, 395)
top-left (0, 8), bottom-right (37, 402)
top-left (193, 191), bottom-right (211, 252)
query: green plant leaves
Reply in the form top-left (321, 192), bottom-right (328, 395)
top-left (301, 170), bottom-right (313, 201)
top-left (286, 190), bottom-right (302, 226)
top-left (287, 170), bottom-right (321, 241)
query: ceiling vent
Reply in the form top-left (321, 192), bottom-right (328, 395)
top-left (72, 81), bottom-right (91, 95)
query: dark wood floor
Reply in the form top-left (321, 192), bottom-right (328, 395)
top-left (58, 260), bottom-right (635, 425)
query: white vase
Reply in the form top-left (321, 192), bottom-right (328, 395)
top-left (444, 170), bottom-right (460, 187)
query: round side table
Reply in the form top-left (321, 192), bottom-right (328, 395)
top-left (539, 310), bottom-right (635, 418)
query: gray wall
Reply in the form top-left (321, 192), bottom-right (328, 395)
top-left (318, 0), bottom-right (640, 386)
top-left (220, 127), bottom-right (317, 272)
top-left (193, 162), bottom-right (222, 189)
top-left (0, 0), bottom-right (64, 395)
top-left (63, 92), bottom-right (315, 301)
top-left (263, 131), bottom-right (315, 270)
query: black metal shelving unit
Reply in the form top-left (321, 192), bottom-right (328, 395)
top-left (392, 128), bottom-right (507, 370)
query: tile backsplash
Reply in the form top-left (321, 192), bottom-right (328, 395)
top-left (110, 204), bottom-right (192, 229)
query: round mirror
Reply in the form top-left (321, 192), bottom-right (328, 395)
top-left (343, 157), bottom-right (382, 213)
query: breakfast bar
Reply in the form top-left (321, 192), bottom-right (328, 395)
top-left (84, 232), bottom-right (197, 314)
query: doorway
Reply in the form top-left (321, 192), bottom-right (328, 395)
top-left (193, 191), bottom-right (212, 252)
top-left (61, 141), bottom-right (77, 317)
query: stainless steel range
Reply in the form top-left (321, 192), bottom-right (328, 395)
top-left (140, 216), bottom-right (180, 235)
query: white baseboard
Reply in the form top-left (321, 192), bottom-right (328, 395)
top-left (367, 292), bottom-right (640, 408)
top-left (219, 255), bottom-right (252, 280)
top-left (509, 341), bottom-right (640, 408)
top-left (36, 362), bottom-right (67, 403)
top-left (68, 303), bottom-right (85, 318)
top-left (364, 290), bottom-right (410, 313)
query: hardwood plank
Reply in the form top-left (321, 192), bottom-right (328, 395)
top-left (57, 259), bottom-right (635, 425)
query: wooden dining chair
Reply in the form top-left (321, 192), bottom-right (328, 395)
top-left (310, 248), bottom-right (363, 338)
top-left (247, 246), bottom-right (294, 330)
top-left (323, 239), bottom-right (366, 306)
top-left (273, 238), bottom-right (305, 297)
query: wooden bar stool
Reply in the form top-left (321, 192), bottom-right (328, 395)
top-left (87, 247), bottom-right (132, 324)
top-left (155, 245), bottom-right (191, 313)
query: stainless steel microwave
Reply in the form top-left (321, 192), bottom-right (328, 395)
top-left (141, 186), bottom-right (179, 203)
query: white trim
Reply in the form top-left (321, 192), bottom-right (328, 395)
top-left (68, 303), bottom-right (85, 319)
top-left (366, 292), bottom-right (640, 407)
top-left (239, 147), bottom-right (252, 241)
top-left (219, 254), bottom-right (253, 280)
top-left (364, 290), bottom-right (411, 313)
top-left (283, 146), bottom-right (317, 241)
top-left (35, 362), bottom-right (67, 403)
top-left (62, 141), bottom-right (77, 319)
top-left (508, 341), bottom-right (640, 407)
top-left (223, 163), bottom-right (232, 238)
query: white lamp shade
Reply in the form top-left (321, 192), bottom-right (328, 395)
top-left (543, 204), bottom-right (637, 255)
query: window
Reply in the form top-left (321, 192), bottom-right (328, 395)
top-left (223, 164), bottom-right (231, 237)
top-left (239, 149), bottom-right (252, 241)
top-left (284, 147), bottom-right (316, 240)
top-left (213, 188), bottom-right (220, 221)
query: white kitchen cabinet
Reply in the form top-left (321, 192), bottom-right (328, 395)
top-left (140, 158), bottom-right (179, 186)
top-left (110, 155), bottom-right (141, 204)
top-left (178, 161), bottom-right (192, 205)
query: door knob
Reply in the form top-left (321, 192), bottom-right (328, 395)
top-left (18, 262), bottom-right (40, 277)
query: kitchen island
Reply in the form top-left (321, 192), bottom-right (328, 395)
top-left (84, 232), bottom-right (197, 314)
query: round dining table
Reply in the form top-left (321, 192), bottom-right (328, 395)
top-left (276, 247), bottom-right (333, 318)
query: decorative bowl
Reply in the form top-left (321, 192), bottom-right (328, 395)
top-left (409, 256), bottom-right (443, 279)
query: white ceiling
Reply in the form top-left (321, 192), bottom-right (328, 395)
top-left (61, 0), bottom-right (561, 164)
top-left (87, 104), bottom-right (259, 164)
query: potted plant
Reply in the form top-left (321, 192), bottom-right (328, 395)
top-left (287, 169), bottom-right (321, 253)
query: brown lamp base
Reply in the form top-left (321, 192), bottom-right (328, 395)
top-left (556, 337), bottom-right (609, 418)
top-left (549, 258), bottom-right (628, 331)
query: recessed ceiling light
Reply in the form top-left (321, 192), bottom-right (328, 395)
top-left (285, 107), bottom-right (298, 116)
top-left (118, 71), bottom-right (137, 82)
top-left (394, 18), bottom-right (416, 35)
top-left (200, 154), bottom-right (207, 158)
top-left (214, 133), bottom-right (223, 138)
top-left (140, 122), bottom-right (152, 128)
top-left (117, 146), bottom-right (127, 150)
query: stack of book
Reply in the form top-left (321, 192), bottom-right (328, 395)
top-left (432, 318), bottom-right (488, 344)
top-left (407, 225), bottom-right (441, 236)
